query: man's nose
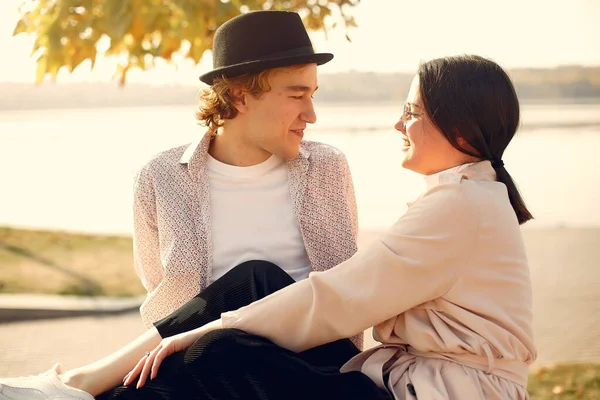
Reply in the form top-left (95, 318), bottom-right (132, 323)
top-left (301, 100), bottom-right (317, 124)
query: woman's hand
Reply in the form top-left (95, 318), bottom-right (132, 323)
top-left (123, 319), bottom-right (223, 389)
top-left (123, 331), bottom-right (199, 389)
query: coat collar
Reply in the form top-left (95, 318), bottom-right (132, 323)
top-left (424, 161), bottom-right (496, 190)
top-left (406, 161), bottom-right (497, 208)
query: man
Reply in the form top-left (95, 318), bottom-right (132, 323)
top-left (0, 9), bottom-right (362, 400)
top-left (132, 10), bottom-right (361, 344)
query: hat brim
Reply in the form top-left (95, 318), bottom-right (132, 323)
top-left (199, 52), bottom-right (333, 85)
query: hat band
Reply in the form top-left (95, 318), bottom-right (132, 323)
top-left (234, 46), bottom-right (315, 64)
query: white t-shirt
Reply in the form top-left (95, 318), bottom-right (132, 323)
top-left (206, 154), bottom-right (311, 283)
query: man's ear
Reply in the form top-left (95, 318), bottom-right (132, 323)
top-left (230, 87), bottom-right (248, 113)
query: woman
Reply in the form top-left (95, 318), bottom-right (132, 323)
top-left (1, 54), bottom-right (536, 399)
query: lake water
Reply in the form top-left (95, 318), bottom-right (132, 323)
top-left (0, 102), bottom-right (599, 234)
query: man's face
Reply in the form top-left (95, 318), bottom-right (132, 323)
top-left (242, 64), bottom-right (318, 160)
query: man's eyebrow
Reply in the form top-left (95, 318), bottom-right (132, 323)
top-left (286, 85), bottom-right (319, 92)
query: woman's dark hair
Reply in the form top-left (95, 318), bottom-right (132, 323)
top-left (418, 54), bottom-right (533, 225)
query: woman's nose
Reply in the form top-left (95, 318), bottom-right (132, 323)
top-left (394, 119), bottom-right (405, 133)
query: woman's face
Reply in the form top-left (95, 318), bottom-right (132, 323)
top-left (395, 75), bottom-right (464, 175)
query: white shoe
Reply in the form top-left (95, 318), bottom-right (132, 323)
top-left (0, 364), bottom-right (94, 400)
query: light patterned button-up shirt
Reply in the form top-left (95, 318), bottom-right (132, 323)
top-left (132, 132), bottom-right (362, 348)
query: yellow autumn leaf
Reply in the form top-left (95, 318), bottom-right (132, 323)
top-left (89, 46), bottom-right (98, 69)
top-left (69, 42), bottom-right (87, 72)
top-left (12, 17), bottom-right (28, 36)
top-left (48, 52), bottom-right (63, 80)
top-left (129, 14), bottom-right (146, 40)
top-left (35, 55), bottom-right (47, 85)
top-left (161, 35), bottom-right (181, 60)
top-left (119, 64), bottom-right (130, 85)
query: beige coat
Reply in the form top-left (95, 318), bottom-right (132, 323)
top-left (222, 161), bottom-right (537, 399)
top-left (133, 133), bottom-right (362, 350)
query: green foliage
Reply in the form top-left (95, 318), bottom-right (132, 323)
top-left (13, 0), bottom-right (359, 85)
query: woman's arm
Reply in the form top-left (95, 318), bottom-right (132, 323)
top-left (221, 182), bottom-right (478, 352)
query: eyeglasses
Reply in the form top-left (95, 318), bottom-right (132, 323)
top-left (400, 102), bottom-right (424, 129)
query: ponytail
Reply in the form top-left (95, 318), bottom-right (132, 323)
top-left (493, 165), bottom-right (533, 225)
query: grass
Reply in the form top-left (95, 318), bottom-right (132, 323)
top-left (0, 226), bottom-right (143, 297)
top-left (528, 363), bottom-right (600, 399)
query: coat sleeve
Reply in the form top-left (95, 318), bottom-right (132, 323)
top-left (132, 165), bottom-right (163, 293)
top-left (335, 151), bottom-right (361, 348)
top-left (221, 182), bottom-right (478, 352)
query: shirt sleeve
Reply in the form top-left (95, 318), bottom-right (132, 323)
top-left (338, 152), bottom-right (359, 244)
top-left (221, 182), bottom-right (478, 352)
top-left (335, 151), bottom-right (362, 348)
top-left (132, 165), bottom-right (163, 293)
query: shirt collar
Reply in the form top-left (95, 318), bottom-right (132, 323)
top-left (179, 132), bottom-right (210, 166)
top-left (297, 145), bottom-right (310, 161)
top-left (424, 160), bottom-right (497, 190)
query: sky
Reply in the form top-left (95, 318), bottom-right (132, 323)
top-left (0, 0), bottom-right (599, 84)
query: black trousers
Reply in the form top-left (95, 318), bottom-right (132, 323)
top-left (97, 260), bottom-right (392, 400)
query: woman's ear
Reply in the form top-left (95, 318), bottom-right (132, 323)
top-left (456, 134), bottom-right (482, 161)
top-left (230, 87), bottom-right (248, 113)
top-left (456, 136), bottom-right (469, 149)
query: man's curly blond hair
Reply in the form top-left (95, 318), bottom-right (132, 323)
top-left (196, 65), bottom-right (308, 135)
top-left (196, 70), bottom-right (273, 135)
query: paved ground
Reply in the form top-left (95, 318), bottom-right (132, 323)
top-left (1, 227), bottom-right (599, 378)
top-left (0, 312), bottom-right (144, 377)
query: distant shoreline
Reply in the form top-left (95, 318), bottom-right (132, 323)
top-left (1, 97), bottom-right (600, 114)
top-left (2, 66), bottom-right (600, 111)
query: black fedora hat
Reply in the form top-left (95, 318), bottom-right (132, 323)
top-left (199, 10), bottom-right (333, 85)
